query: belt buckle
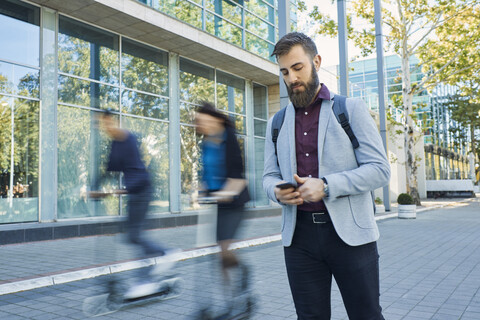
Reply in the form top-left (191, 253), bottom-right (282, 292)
top-left (312, 212), bottom-right (326, 224)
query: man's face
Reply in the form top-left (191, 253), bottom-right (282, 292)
top-left (278, 45), bottom-right (321, 108)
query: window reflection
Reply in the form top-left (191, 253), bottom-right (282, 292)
top-left (122, 39), bottom-right (169, 96)
top-left (0, 62), bottom-right (39, 99)
top-left (180, 58), bottom-right (215, 103)
top-left (179, 125), bottom-right (201, 211)
top-left (216, 70), bottom-right (245, 115)
top-left (122, 116), bottom-right (170, 214)
top-left (121, 89), bottom-right (168, 120)
top-left (0, 97), bottom-right (39, 223)
top-left (58, 16), bottom-right (119, 85)
top-left (57, 106), bottom-right (119, 218)
top-left (0, 0), bottom-right (39, 66)
top-left (58, 75), bottom-right (119, 110)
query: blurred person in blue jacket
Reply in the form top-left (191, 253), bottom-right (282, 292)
top-left (92, 110), bottom-right (179, 299)
top-left (195, 102), bottom-right (250, 278)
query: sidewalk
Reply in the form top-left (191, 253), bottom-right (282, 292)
top-left (0, 196), bottom-right (478, 319)
top-left (0, 197), bottom-right (475, 296)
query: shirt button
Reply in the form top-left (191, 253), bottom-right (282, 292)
top-left (308, 174), bottom-right (312, 178)
top-left (304, 132), bottom-right (307, 136)
top-left (305, 112), bottom-right (308, 115)
top-left (306, 153), bottom-right (309, 157)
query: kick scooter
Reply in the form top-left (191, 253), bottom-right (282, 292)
top-left (193, 196), bottom-right (255, 320)
top-left (82, 190), bottom-right (183, 317)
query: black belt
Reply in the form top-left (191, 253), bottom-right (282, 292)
top-left (297, 210), bottom-right (331, 224)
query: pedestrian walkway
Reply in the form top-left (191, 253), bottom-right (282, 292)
top-left (0, 197), bottom-right (476, 295)
top-left (0, 197), bottom-right (478, 319)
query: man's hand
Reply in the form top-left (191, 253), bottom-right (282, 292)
top-left (294, 174), bottom-right (326, 203)
top-left (274, 181), bottom-right (303, 205)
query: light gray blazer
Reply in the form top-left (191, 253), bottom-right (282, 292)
top-left (263, 91), bottom-right (390, 247)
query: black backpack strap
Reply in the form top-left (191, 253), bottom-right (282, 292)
top-left (271, 107), bottom-right (287, 165)
top-left (333, 95), bottom-right (360, 149)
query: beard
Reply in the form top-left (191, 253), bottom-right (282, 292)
top-left (286, 65), bottom-right (320, 108)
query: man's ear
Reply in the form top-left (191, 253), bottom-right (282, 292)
top-left (313, 54), bottom-right (322, 71)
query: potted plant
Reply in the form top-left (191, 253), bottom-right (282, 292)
top-left (374, 197), bottom-right (385, 214)
top-left (397, 193), bottom-right (416, 219)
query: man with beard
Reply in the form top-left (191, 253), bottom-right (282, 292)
top-left (263, 32), bottom-right (390, 319)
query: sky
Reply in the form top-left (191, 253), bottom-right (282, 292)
top-left (297, 0), bottom-right (378, 68)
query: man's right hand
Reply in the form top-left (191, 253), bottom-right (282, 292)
top-left (274, 183), bottom-right (303, 205)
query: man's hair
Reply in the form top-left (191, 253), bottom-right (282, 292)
top-left (271, 32), bottom-right (318, 60)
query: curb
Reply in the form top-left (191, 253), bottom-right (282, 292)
top-left (0, 234), bottom-right (282, 296)
top-left (0, 198), bottom-right (475, 295)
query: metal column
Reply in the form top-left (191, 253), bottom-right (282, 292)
top-left (374, 0), bottom-right (390, 210)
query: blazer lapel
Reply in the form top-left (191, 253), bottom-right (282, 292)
top-left (317, 93), bottom-right (335, 163)
top-left (286, 103), bottom-right (297, 175)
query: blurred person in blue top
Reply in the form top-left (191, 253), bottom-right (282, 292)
top-left (195, 102), bottom-right (250, 278)
top-left (91, 110), bottom-right (179, 299)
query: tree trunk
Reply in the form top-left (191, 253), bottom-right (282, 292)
top-left (401, 50), bottom-right (422, 205)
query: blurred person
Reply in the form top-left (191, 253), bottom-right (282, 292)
top-left (91, 110), bottom-right (179, 299)
top-left (263, 32), bottom-right (390, 319)
top-left (195, 102), bottom-right (250, 282)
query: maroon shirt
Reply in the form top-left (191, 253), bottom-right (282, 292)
top-left (295, 84), bottom-right (330, 212)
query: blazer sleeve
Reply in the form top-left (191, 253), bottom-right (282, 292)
top-left (262, 117), bottom-right (283, 204)
top-left (324, 98), bottom-right (391, 199)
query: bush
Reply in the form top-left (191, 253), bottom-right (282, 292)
top-left (397, 193), bottom-right (414, 205)
top-left (374, 197), bottom-right (383, 205)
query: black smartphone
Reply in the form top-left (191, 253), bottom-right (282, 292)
top-left (276, 182), bottom-right (297, 190)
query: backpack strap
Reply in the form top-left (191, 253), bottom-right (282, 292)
top-left (333, 95), bottom-right (360, 149)
top-left (271, 106), bottom-right (287, 165)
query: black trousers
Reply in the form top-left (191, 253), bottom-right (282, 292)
top-left (284, 211), bottom-right (384, 320)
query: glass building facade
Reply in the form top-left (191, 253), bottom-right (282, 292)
top-left (0, 0), bottom-right (279, 224)
top-left (347, 55), bottom-right (470, 181)
top-left (137, 0), bottom-right (298, 62)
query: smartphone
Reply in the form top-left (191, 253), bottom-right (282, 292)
top-left (276, 182), bottom-right (297, 190)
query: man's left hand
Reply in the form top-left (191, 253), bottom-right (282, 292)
top-left (294, 174), bottom-right (326, 203)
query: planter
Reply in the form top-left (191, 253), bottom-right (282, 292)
top-left (398, 204), bottom-right (416, 219)
top-left (375, 204), bottom-right (385, 214)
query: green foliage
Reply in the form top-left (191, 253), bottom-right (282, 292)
top-left (375, 197), bottom-right (383, 205)
top-left (397, 193), bottom-right (414, 205)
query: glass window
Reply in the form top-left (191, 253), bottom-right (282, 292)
top-left (254, 119), bottom-right (267, 137)
top-left (57, 106), bottom-right (119, 219)
top-left (180, 102), bottom-right (196, 125)
top-left (254, 83), bottom-right (267, 119)
top-left (216, 70), bottom-right (245, 114)
top-left (121, 38), bottom-right (168, 96)
top-left (254, 138), bottom-right (268, 206)
top-left (206, 0), bottom-right (242, 25)
top-left (246, 0), bottom-right (274, 21)
top-left (121, 89), bottom-right (168, 120)
top-left (246, 13), bottom-right (274, 42)
top-left (58, 75), bottom-right (119, 110)
top-left (0, 0), bottom-right (40, 66)
top-left (58, 16), bottom-right (119, 85)
top-left (156, 0), bottom-right (202, 29)
top-left (180, 124), bottom-right (201, 211)
top-left (180, 58), bottom-right (215, 104)
top-left (0, 62), bottom-right (39, 99)
top-left (246, 33), bottom-right (271, 59)
top-left (205, 13), bottom-right (243, 47)
top-left (121, 116), bottom-right (169, 214)
top-left (0, 96), bottom-right (39, 223)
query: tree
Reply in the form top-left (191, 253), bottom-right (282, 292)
top-left (300, 0), bottom-right (480, 204)
top-left (446, 93), bottom-right (480, 165)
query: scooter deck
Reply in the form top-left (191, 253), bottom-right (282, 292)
top-left (83, 277), bottom-right (182, 317)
